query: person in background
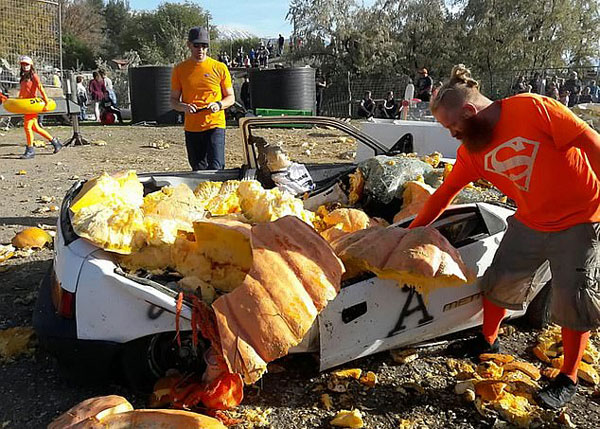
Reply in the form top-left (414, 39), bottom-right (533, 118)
top-left (278, 34), bottom-right (285, 56)
top-left (357, 90), bottom-right (376, 118)
top-left (545, 81), bottom-right (560, 100)
top-left (16, 55), bottom-right (62, 159)
top-left (315, 69), bottom-right (327, 115)
top-left (432, 81), bottom-right (444, 100)
top-left (512, 75), bottom-right (527, 94)
top-left (587, 80), bottom-right (599, 102)
top-left (100, 69), bottom-right (117, 106)
top-left (170, 27), bottom-right (235, 170)
top-left (382, 90), bottom-right (398, 118)
top-left (240, 76), bottom-right (251, 110)
top-left (88, 71), bottom-right (107, 122)
top-left (415, 68), bottom-right (433, 102)
top-left (529, 72), bottom-right (545, 94)
top-left (76, 75), bottom-right (88, 121)
top-left (558, 88), bottom-right (570, 106)
top-left (578, 87), bottom-right (593, 104)
top-left (412, 63), bottom-right (600, 410)
top-left (563, 71), bottom-right (581, 107)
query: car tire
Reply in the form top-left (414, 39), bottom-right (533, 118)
top-left (120, 333), bottom-right (207, 393)
top-left (525, 281), bottom-right (552, 329)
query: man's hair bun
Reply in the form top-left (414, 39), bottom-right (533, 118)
top-left (449, 64), bottom-right (479, 89)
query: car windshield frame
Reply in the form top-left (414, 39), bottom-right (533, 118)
top-left (240, 116), bottom-right (388, 169)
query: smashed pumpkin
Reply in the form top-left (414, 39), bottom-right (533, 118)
top-left (11, 227), bottom-right (52, 249)
top-left (237, 180), bottom-right (315, 225)
top-left (392, 181), bottom-right (435, 224)
top-left (172, 219), bottom-right (253, 292)
top-left (330, 225), bottom-right (472, 294)
top-left (330, 409), bottom-right (364, 428)
top-left (213, 216), bottom-right (344, 383)
top-left (48, 395), bottom-right (133, 429)
top-left (69, 170), bottom-right (143, 215)
top-left (142, 183), bottom-right (205, 228)
top-left (0, 326), bottom-right (35, 362)
top-left (70, 171), bottom-right (147, 254)
top-left (71, 204), bottom-right (146, 254)
top-left (323, 208), bottom-right (370, 233)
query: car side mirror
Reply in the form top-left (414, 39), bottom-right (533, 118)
top-left (387, 133), bottom-right (413, 155)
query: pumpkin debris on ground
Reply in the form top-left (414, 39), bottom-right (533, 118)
top-left (0, 327), bottom-right (36, 362)
top-left (452, 352), bottom-right (573, 428)
top-left (533, 324), bottom-right (600, 385)
top-left (330, 409), bottom-right (364, 428)
top-left (11, 227), bottom-right (52, 249)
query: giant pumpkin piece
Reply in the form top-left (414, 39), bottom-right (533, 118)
top-left (142, 183), bottom-right (206, 232)
top-left (172, 218), bottom-right (253, 292)
top-left (70, 170), bottom-right (143, 215)
top-left (237, 180), bottom-right (315, 225)
top-left (392, 180), bottom-right (435, 224)
top-left (70, 171), bottom-right (147, 254)
top-left (330, 225), bottom-right (472, 295)
top-left (48, 394), bottom-right (227, 429)
top-left (71, 204), bottom-right (147, 255)
top-left (212, 216), bottom-right (345, 383)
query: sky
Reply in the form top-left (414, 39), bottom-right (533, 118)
top-left (129, 1), bottom-right (378, 38)
top-left (129, 0), bottom-right (293, 38)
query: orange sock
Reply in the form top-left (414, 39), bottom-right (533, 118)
top-left (482, 297), bottom-right (507, 345)
top-left (561, 327), bottom-right (590, 383)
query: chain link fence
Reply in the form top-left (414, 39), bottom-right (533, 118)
top-left (0, 0), bottom-right (62, 89)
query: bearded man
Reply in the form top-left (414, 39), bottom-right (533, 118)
top-left (410, 64), bottom-right (600, 409)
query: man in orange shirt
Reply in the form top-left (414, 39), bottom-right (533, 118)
top-left (170, 27), bottom-right (235, 170)
top-left (411, 64), bottom-right (600, 409)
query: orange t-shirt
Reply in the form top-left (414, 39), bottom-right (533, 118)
top-left (19, 74), bottom-right (47, 100)
top-left (171, 57), bottom-right (232, 132)
top-left (413, 93), bottom-right (600, 231)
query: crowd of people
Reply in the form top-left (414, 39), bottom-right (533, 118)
top-left (512, 71), bottom-right (599, 107)
top-left (217, 34), bottom-right (286, 69)
top-left (357, 68), bottom-right (440, 119)
top-left (75, 69), bottom-right (122, 123)
top-left (358, 68), bottom-right (599, 119)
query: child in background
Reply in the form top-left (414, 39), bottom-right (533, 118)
top-left (17, 55), bottom-right (62, 159)
top-left (76, 75), bottom-right (88, 121)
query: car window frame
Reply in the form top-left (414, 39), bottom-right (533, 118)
top-left (239, 116), bottom-right (388, 169)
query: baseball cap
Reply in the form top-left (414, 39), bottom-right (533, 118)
top-left (19, 55), bottom-right (33, 65)
top-left (188, 27), bottom-right (210, 44)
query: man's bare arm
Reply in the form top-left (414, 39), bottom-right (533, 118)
top-left (576, 127), bottom-right (600, 181)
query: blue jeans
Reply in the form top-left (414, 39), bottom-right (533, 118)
top-left (185, 128), bottom-right (225, 170)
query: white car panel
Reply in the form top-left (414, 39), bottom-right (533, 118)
top-left (317, 204), bottom-right (540, 370)
top-left (359, 120), bottom-right (459, 161)
top-left (76, 250), bottom-right (191, 342)
top-left (53, 221), bottom-right (100, 293)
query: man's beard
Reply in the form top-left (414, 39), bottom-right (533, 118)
top-left (459, 114), bottom-right (495, 153)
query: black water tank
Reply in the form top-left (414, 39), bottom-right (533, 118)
top-left (249, 67), bottom-right (315, 113)
top-left (129, 66), bottom-right (181, 124)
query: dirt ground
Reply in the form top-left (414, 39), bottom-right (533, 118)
top-left (1, 123), bottom-right (600, 428)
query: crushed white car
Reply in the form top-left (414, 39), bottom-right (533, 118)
top-left (33, 117), bottom-right (551, 390)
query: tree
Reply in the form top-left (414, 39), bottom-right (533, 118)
top-left (61, 0), bottom-right (106, 67)
top-left (62, 33), bottom-right (96, 69)
top-left (61, 0), bottom-right (105, 51)
top-left (103, 0), bottom-right (134, 59)
top-left (134, 1), bottom-right (216, 65)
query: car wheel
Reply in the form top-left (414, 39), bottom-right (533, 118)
top-left (525, 281), bottom-right (552, 329)
top-left (120, 332), bottom-right (208, 392)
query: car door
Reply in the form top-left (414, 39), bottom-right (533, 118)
top-left (317, 204), bottom-right (515, 371)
